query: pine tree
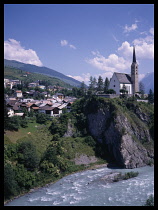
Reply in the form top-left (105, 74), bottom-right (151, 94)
top-left (97, 76), bottom-right (104, 92)
top-left (148, 89), bottom-right (154, 104)
top-left (104, 77), bottom-right (110, 93)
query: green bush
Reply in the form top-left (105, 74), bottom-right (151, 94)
top-left (123, 171), bottom-right (139, 180)
top-left (144, 194), bottom-right (154, 206)
top-left (17, 141), bottom-right (40, 171)
top-left (36, 113), bottom-right (49, 124)
top-left (4, 163), bottom-right (18, 199)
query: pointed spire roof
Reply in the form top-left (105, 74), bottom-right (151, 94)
top-left (133, 45), bottom-right (136, 63)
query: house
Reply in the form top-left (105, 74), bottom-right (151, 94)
top-left (56, 93), bottom-right (64, 100)
top-left (7, 107), bottom-right (14, 117)
top-left (15, 90), bottom-right (23, 98)
top-left (28, 82), bottom-right (39, 88)
top-left (108, 46), bottom-right (139, 95)
top-left (38, 85), bottom-right (45, 90)
top-left (38, 104), bottom-right (54, 116)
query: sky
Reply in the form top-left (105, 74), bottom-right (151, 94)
top-left (4, 4), bottom-right (154, 85)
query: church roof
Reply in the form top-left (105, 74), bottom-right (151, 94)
top-left (114, 73), bottom-right (132, 84)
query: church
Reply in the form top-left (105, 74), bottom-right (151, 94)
top-left (108, 46), bottom-right (139, 95)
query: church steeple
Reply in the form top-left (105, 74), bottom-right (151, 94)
top-left (133, 46), bottom-right (136, 63)
top-left (131, 45), bottom-right (139, 94)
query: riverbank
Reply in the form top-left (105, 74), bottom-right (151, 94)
top-left (4, 162), bottom-right (108, 205)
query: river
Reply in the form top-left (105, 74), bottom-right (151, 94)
top-left (5, 165), bottom-right (154, 206)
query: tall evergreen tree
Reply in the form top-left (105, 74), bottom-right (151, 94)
top-left (80, 81), bottom-right (86, 97)
top-left (89, 76), bottom-right (96, 91)
top-left (97, 76), bottom-right (104, 92)
top-left (104, 77), bottom-right (110, 93)
top-left (148, 89), bottom-right (154, 104)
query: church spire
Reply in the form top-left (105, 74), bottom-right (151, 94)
top-left (133, 45), bottom-right (136, 63)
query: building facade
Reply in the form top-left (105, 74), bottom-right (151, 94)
top-left (108, 46), bottom-right (139, 95)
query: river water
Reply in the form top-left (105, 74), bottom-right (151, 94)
top-left (5, 166), bottom-right (154, 206)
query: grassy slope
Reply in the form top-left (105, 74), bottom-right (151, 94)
top-left (4, 66), bottom-right (73, 88)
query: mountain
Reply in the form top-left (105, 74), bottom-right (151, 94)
top-left (140, 72), bottom-right (154, 94)
top-left (4, 59), bottom-right (82, 87)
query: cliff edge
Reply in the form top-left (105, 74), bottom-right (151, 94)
top-left (84, 97), bottom-right (154, 168)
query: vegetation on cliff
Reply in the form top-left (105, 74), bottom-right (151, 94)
top-left (4, 95), bottom-right (154, 201)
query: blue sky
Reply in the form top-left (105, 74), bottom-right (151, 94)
top-left (4, 4), bottom-right (154, 85)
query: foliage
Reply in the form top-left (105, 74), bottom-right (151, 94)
top-left (4, 66), bottom-right (74, 89)
top-left (4, 163), bottom-right (18, 199)
top-left (148, 89), bottom-right (154, 104)
top-left (14, 164), bottom-right (36, 191)
top-left (123, 171), bottom-right (139, 180)
top-left (144, 194), bottom-right (154, 206)
top-left (84, 135), bottom-right (96, 148)
top-left (113, 171), bottom-right (139, 182)
top-left (104, 77), bottom-right (110, 93)
top-left (106, 89), bottom-right (116, 94)
top-left (36, 113), bottom-right (49, 124)
top-left (17, 140), bottom-right (40, 171)
top-left (97, 76), bottom-right (104, 91)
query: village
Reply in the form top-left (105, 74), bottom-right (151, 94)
top-left (4, 78), bottom-right (76, 118)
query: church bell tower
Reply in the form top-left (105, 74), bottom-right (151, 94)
top-left (131, 46), bottom-right (139, 94)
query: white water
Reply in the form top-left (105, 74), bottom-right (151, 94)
top-left (5, 166), bottom-right (154, 206)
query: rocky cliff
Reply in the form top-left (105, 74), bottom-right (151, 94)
top-left (85, 97), bottom-right (154, 168)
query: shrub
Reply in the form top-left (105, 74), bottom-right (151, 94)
top-left (144, 194), bottom-right (154, 206)
top-left (17, 141), bottom-right (40, 171)
top-left (4, 163), bottom-right (18, 199)
top-left (123, 171), bottom-right (139, 180)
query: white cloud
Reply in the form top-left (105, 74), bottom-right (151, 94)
top-left (60, 40), bottom-right (76, 49)
top-left (4, 39), bottom-right (43, 66)
top-left (149, 27), bottom-right (154, 35)
top-left (68, 72), bottom-right (113, 85)
top-left (86, 26), bottom-right (154, 77)
top-left (60, 40), bottom-right (68, 46)
top-left (67, 73), bottom-right (91, 84)
top-left (69, 44), bottom-right (76, 50)
top-left (86, 51), bottom-right (130, 73)
top-left (123, 23), bottom-right (138, 33)
top-left (118, 27), bottom-right (154, 60)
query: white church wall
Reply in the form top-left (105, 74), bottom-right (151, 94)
top-left (108, 73), bottom-right (120, 94)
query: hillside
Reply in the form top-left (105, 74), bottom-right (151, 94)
top-left (4, 96), bottom-right (154, 202)
top-left (4, 59), bottom-right (82, 87)
top-left (4, 66), bottom-right (74, 89)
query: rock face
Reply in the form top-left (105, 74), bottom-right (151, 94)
top-left (87, 99), bottom-right (154, 168)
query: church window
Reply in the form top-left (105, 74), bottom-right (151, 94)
top-left (114, 85), bottom-right (115, 87)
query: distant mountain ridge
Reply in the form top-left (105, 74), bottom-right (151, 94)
top-left (4, 59), bottom-right (82, 87)
top-left (140, 72), bottom-right (154, 94)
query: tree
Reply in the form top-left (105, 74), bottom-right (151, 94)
top-left (89, 76), bottom-right (97, 91)
top-left (4, 99), bottom-right (10, 131)
top-left (97, 76), bottom-right (104, 92)
top-left (7, 116), bottom-right (21, 131)
top-left (144, 194), bottom-right (154, 206)
top-left (104, 77), bottom-right (110, 93)
top-left (148, 89), bottom-right (154, 104)
top-left (4, 163), bottom-right (18, 199)
top-left (139, 81), bottom-right (145, 94)
top-left (36, 113), bottom-right (49, 124)
top-left (106, 89), bottom-right (116, 94)
top-left (79, 81), bottom-right (86, 97)
top-left (17, 141), bottom-right (40, 171)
